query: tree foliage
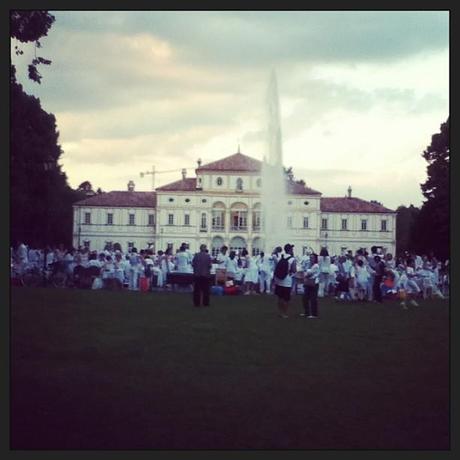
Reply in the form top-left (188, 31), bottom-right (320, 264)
top-left (10, 11), bottom-right (86, 248)
top-left (414, 118), bottom-right (450, 259)
top-left (10, 76), bottom-right (81, 247)
top-left (10, 10), bottom-right (55, 83)
top-left (395, 205), bottom-right (420, 256)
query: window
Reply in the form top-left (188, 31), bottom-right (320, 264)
top-left (341, 219), bottom-right (348, 230)
top-left (288, 201), bottom-right (292, 205)
top-left (185, 198), bottom-right (190, 203)
top-left (148, 214), bottom-right (155, 226)
top-left (129, 213), bottom-right (135, 225)
top-left (184, 214), bottom-right (190, 226)
top-left (212, 210), bottom-right (225, 230)
top-left (321, 218), bottom-right (328, 230)
top-left (381, 219), bottom-right (387, 231)
top-left (236, 177), bottom-right (243, 191)
top-left (202, 199), bottom-right (207, 203)
top-left (84, 212), bottom-right (91, 224)
top-left (168, 214), bottom-right (174, 225)
top-left (287, 216), bottom-right (293, 228)
top-left (216, 177), bottom-right (223, 186)
top-left (304, 201), bottom-right (309, 206)
top-left (168, 197), bottom-right (174, 202)
top-left (361, 219), bottom-right (368, 231)
top-left (231, 211), bottom-right (248, 230)
top-left (303, 217), bottom-right (309, 229)
top-left (253, 211), bottom-right (261, 231)
top-left (200, 213), bottom-right (207, 231)
top-left (107, 213), bottom-right (113, 225)
top-left (256, 178), bottom-right (262, 187)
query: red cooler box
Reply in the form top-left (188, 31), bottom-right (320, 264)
top-left (224, 286), bottom-right (239, 295)
top-left (139, 276), bottom-right (150, 292)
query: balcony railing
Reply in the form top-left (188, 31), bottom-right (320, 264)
top-left (231, 225), bottom-right (248, 231)
top-left (211, 225), bottom-right (224, 231)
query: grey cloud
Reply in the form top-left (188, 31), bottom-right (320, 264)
top-left (52, 11), bottom-right (448, 68)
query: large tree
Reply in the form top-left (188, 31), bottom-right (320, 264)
top-left (395, 204), bottom-right (420, 256)
top-left (414, 118), bottom-right (450, 259)
top-left (10, 11), bottom-right (85, 248)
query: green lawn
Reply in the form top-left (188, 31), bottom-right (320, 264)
top-left (10, 287), bottom-right (450, 449)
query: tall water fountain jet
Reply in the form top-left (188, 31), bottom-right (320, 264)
top-left (261, 70), bottom-right (289, 254)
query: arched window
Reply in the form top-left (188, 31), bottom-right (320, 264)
top-left (252, 237), bottom-right (263, 256)
top-left (200, 213), bottom-right (207, 231)
top-left (230, 203), bottom-right (248, 231)
top-left (230, 236), bottom-right (246, 253)
top-left (211, 236), bottom-right (224, 257)
top-left (252, 203), bottom-right (262, 231)
top-left (236, 177), bottom-right (243, 191)
top-left (212, 202), bottom-right (225, 231)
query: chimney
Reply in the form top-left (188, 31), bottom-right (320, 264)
top-left (197, 158), bottom-right (202, 168)
top-left (128, 180), bottom-right (135, 192)
top-left (347, 185), bottom-right (352, 198)
top-left (181, 168), bottom-right (187, 180)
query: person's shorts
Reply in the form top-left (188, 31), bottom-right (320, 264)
top-left (275, 285), bottom-right (291, 301)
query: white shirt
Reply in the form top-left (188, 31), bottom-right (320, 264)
top-left (217, 253), bottom-right (229, 268)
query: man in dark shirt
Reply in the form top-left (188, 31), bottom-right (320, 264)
top-left (192, 244), bottom-right (212, 307)
top-left (373, 255), bottom-right (385, 303)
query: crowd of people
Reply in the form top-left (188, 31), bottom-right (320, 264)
top-left (11, 241), bottom-right (449, 314)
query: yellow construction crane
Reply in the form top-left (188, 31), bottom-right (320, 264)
top-left (139, 163), bottom-right (198, 191)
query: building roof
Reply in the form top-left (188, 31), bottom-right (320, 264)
top-left (320, 197), bottom-right (394, 213)
top-left (74, 191), bottom-right (156, 208)
top-left (197, 152), bottom-right (262, 172)
top-left (155, 178), bottom-right (197, 192)
top-left (287, 181), bottom-right (321, 196)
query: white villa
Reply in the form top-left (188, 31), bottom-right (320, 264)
top-left (72, 152), bottom-right (396, 256)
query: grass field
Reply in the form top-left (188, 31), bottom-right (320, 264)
top-left (10, 287), bottom-right (450, 450)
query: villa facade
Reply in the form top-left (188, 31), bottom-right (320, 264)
top-left (72, 152), bottom-right (396, 256)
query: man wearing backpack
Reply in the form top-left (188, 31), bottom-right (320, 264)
top-left (273, 244), bottom-right (297, 318)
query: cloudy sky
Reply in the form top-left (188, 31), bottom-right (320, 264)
top-left (12, 11), bottom-right (449, 209)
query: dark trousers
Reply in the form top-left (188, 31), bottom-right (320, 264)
top-left (303, 283), bottom-right (319, 316)
top-left (193, 275), bottom-right (210, 306)
top-left (373, 276), bottom-right (383, 303)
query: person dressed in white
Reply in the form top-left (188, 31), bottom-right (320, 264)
top-left (224, 251), bottom-right (239, 281)
top-left (257, 251), bottom-right (272, 294)
top-left (160, 249), bottom-right (174, 289)
top-left (113, 253), bottom-right (126, 285)
top-left (16, 242), bottom-right (29, 273)
top-left (216, 245), bottom-right (229, 269)
top-left (128, 248), bottom-right (141, 290)
top-left (242, 249), bottom-right (258, 295)
top-left (318, 247), bottom-right (331, 297)
top-left (175, 243), bottom-right (193, 273)
top-left (355, 259), bottom-right (371, 301)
